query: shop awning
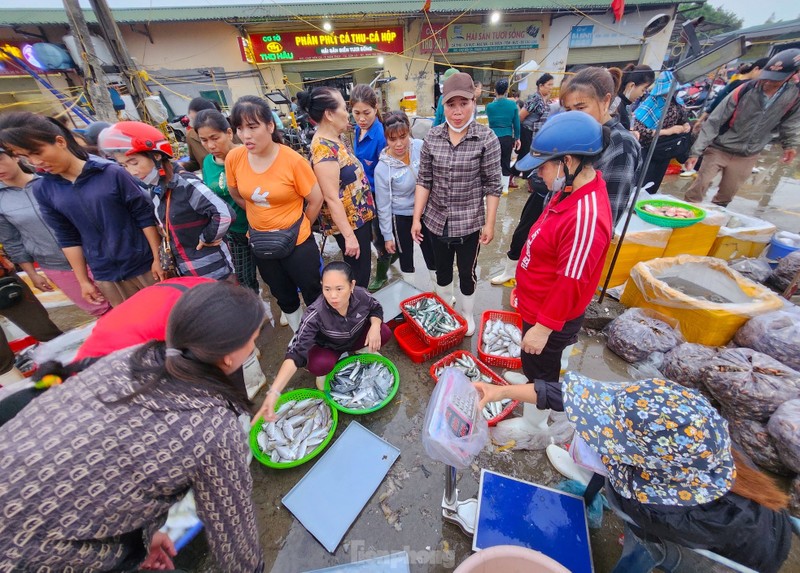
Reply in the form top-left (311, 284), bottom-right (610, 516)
top-left (567, 45), bottom-right (642, 66)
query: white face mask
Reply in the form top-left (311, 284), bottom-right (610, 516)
top-left (142, 166), bottom-right (160, 187)
top-left (551, 162), bottom-right (566, 193)
top-left (624, 87), bottom-right (633, 101)
top-left (446, 115), bottom-right (474, 133)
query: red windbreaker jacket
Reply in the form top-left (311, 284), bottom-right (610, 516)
top-left (516, 172), bottom-right (613, 331)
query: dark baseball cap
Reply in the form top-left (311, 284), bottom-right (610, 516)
top-left (442, 72), bottom-right (476, 103)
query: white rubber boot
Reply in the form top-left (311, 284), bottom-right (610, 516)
top-left (401, 271), bottom-right (416, 289)
top-left (522, 402), bottom-right (550, 429)
top-left (0, 367), bottom-right (25, 387)
top-left (546, 444), bottom-right (593, 485)
top-left (490, 257), bottom-right (517, 285)
top-left (459, 292), bottom-right (476, 336)
top-left (435, 282), bottom-right (456, 306)
top-left (315, 375), bottom-right (326, 390)
top-left (285, 308), bottom-right (304, 333)
top-left (503, 371), bottom-right (529, 385)
top-left (242, 350), bottom-right (267, 400)
top-left (279, 312), bottom-right (289, 327)
top-left (560, 343), bottom-right (575, 374)
top-left (501, 175), bottom-right (510, 196)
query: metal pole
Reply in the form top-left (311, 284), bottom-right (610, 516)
top-left (598, 74), bottom-right (679, 303)
top-left (445, 465), bottom-right (458, 505)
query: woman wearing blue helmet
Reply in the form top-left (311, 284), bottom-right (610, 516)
top-left (512, 111), bottom-right (613, 404)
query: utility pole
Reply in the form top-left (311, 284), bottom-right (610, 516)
top-left (62, 0), bottom-right (117, 123)
top-left (88, 0), bottom-right (151, 122)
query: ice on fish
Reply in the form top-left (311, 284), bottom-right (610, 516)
top-left (256, 398), bottom-right (333, 463)
top-left (329, 360), bottom-right (395, 410)
top-left (404, 297), bottom-right (460, 337)
top-left (481, 319), bottom-right (522, 358)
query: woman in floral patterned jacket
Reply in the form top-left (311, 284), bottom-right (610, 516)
top-left (0, 281), bottom-right (266, 573)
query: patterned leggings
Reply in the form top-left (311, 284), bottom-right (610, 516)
top-left (226, 231), bottom-right (259, 292)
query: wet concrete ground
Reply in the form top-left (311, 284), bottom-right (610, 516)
top-left (45, 147), bottom-right (799, 572)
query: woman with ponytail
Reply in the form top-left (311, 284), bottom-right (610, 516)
top-left (0, 112), bottom-right (165, 307)
top-left (0, 281), bottom-right (265, 572)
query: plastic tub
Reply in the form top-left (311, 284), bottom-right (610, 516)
top-left (324, 354), bottom-right (400, 415)
top-left (454, 545), bottom-right (569, 573)
top-left (708, 210), bottom-right (776, 260)
top-left (477, 310), bottom-right (523, 369)
top-left (766, 234), bottom-right (800, 263)
top-left (430, 350), bottom-right (517, 426)
top-left (635, 199), bottom-right (706, 228)
top-left (400, 292), bottom-right (467, 350)
top-left (394, 322), bottom-right (439, 363)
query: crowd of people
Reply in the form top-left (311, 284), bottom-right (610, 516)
top-left (0, 50), bottom-right (798, 572)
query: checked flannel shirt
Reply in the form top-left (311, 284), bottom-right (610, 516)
top-left (417, 121), bottom-right (502, 237)
top-left (595, 116), bottom-right (642, 225)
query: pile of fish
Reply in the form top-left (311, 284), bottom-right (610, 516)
top-left (329, 360), bottom-right (395, 410)
top-left (433, 354), bottom-right (512, 421)
top-left (256, 398), bottom-right (333, 464)
top-left (641, 203), bottom-right (697, 219)
top-left (404, 297), bottom-right (460, 338)
top-left (482, 319), bottom-right (522, 358)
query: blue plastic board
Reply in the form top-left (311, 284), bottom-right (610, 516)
top-left (282, 422), bottom-right (400, 553)
top-left (473, 469), bottom-right (593, 573)
top-left (302, 551), bottom-right (410, 572)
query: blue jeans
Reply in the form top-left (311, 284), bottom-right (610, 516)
top-left (612, 525), bottom-right (731, 573)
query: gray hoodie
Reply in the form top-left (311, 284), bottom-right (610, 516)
top-left (0, 177), bottom-right (71, 270)
top-left (373, 138), bottom-right (422, 242)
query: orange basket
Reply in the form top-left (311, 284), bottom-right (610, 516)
top-left (400, 292), bottom-right (467, 350)
top-left (394, 322), bottom-right (439, 363)
top-left (477, 310), bottom-right (523, 370)
top-left (429, 350), bottom-right (518, 426)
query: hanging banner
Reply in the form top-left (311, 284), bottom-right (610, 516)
top-left (420, 22), bottom-right (542, 54)
top-left (248, 27), bottom-right (404, 62)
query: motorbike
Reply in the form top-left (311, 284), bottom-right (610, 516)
top-left (283, 110), bottom-right (315, 157)
top-left (677, 78), bottom-right (725, 120)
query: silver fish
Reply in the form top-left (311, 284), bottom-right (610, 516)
top-left (482, 320), bottom-right (522, 359)
top-left (257, 398), bottom-right (333, 463)
top-left (404, 298), bottom-right (460, 337)
top-left (330, 361), bottom-right (395, 410)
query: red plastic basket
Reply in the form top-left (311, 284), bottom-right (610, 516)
top-left (394, 322), bottom-right (439, 363)
top-left (400, 292), bottom-right (467, 350)
top-left (477, 310), bottom-right (523, 370)
top-left (429, 350), bottom-right (518, 426)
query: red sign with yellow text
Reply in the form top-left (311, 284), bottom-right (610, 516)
top-left (248, 27), bottom-right (404, 62)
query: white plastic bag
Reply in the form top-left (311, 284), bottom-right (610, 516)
top-left (32, 321), bottom-right (96, 366)
top-left (422, 367), bottom-right (489, 469)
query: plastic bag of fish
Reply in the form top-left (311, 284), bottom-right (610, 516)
top-left (404, 297), bottom-right (460, 337)
top-left (434, 353), bottom-right (511, 421)
top-left (256, 398), bottom-right (333, 464)
top-left (481, 319), bottom-right (522, 358)
top-left (329, 360), bottom-right (395, 410)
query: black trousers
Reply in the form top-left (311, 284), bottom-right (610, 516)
top-left (512, 127), bottom-right (534, 176)
top-left (254, 235), bottom-right (322, 313)
top-left (498, 135), bottom-right (515, 177)
top-left (393, 215), bottom-right (436, 273)
top-left (334, 223), bottom-right (373, 288)
top-left (641, 149), bottom-right (673, 195)
top-left (507, 177), bottom-right (549, 261)
top-left (521, 314), bottom-right (583, 383)
top-left (426, 225), bottom-right (480, 296)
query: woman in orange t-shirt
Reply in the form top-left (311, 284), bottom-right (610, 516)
top-left (226, 96), bottom-right (324, 332)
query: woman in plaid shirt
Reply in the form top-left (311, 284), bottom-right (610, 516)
top-left (412, 72), bottom-right (503, 336)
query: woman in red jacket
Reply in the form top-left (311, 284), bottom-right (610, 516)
top-left (514, 111), bottom-right (613, 402)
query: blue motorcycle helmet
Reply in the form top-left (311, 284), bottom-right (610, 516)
top-left (515, 111), bottom-right (605, 172)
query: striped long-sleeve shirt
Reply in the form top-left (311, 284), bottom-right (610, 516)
top-left (595, 117), bottom-right (642, 225)
top-left (517, 173), bottom-right (613, 331)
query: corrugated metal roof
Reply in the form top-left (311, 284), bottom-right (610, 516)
top-left (1, 1), bottom-right (678, 25)
top-left (714, 18), bottom-right (800, 41)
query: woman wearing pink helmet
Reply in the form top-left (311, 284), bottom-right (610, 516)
top-left (100, 121), bottom-right (235, 283)
top-left (0, 112), bottom-right (165, 307)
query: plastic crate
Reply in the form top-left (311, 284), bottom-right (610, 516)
top-left (477, 310), bottom-right (523, 370)
top-left (429, 350), bottom-right (518, 426)
top-left (400, 292), bottom-right (467, 350)
top-left (394, 322), bottom-right (439, 363)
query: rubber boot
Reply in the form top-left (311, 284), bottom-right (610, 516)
top-left (0, 366), bottom-right (25, 387)
top-left (368, 255), bottom-right (391, 292)
top-left (279, 312), bottom-right (289, 327)
top-left (546, 444), bottom-right (593, 485)
top-left (435, 282), bottom-right (456, 306)
top-left (560, 343), bottom-right (575, 374)
top-left (459, 292), bottom-right (476, 336)
top-left (242, 350), bottom-right (267, 400)
top-left (503, 371), bottom-right (529, 385)
top-left (522, 402), bottom-right (550, 429)
top-left (285, 308), bottom-right (304, 333)
top-left (315, 375), bottom-right (326, 390)
top-left (401, 271), bottom-right (416, 289)
top-left (501, 175), bottom-right (510, 196)
top-left (490, 256), bottom-right (517, 285)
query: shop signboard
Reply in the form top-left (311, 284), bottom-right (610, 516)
top-left (420, 22), bottom-right (541, 54)
top-left (0, 41), bottom-right (48, 76)
top-left (248, 27), bottom-right (404, 62)
top-left (569, 25), bottom-right (595, 48)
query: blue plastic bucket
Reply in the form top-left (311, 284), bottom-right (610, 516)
top-left (765, 235), bottom-right (800, 268)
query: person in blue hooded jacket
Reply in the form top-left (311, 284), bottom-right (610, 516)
top-left (0, 112), bottom-right (166, 308)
